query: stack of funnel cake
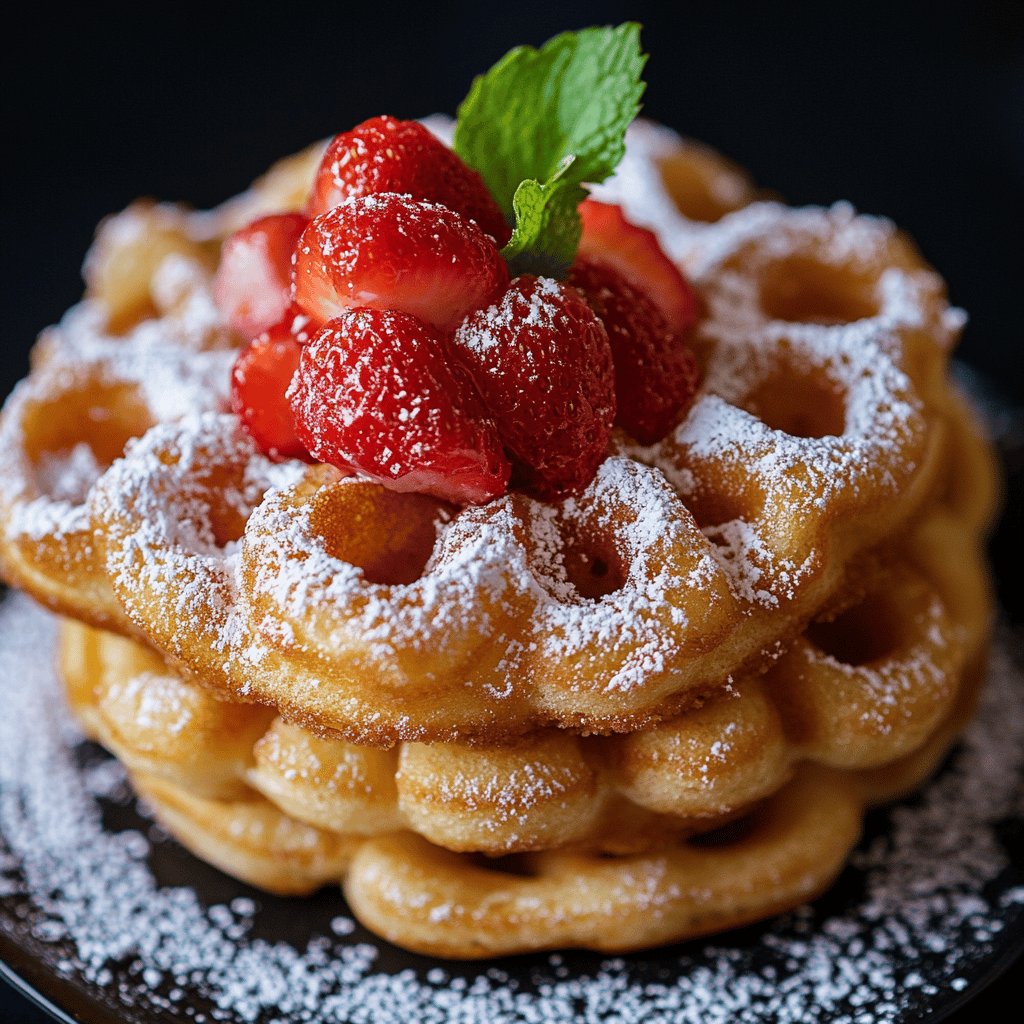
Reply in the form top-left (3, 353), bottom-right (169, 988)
top-left (0, 123), bottom-right (996, 957)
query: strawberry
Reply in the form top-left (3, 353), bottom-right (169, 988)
top-left (293, 194), bottom-right (508, 333)
top-left (309, 115), bottom-right (510, 245)
top-left (570, 258), bottom-right (700, 444)
top-left (281, 303), bottom-right (319, 345)
top-left (452, 276), bottom-right (616, 500)
top-left (578, 199), bottom-right (699, 334)
top-left (288, 309), bottom-right (510, 504)
top-left (231, 309), bottom-right (312, 461)
top-left (214, 213), bottom-right (308, 338)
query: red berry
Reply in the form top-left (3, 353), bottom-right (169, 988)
top-left (288, 309), bottom-right (510, 505)
top-left (281, 303), bottom-right (320, 344)
top-left (231, 312), bottom-right (311, 461)
top-left (452, 276), bottom-right (616, 500)
top-left (293, 194), bottom-right (508, 333)
top-left (578, 199), bottom-right (699, 334)
top-left (570, 258), bottom-right (700, 444)
top-left (214, 213), bottom-right (308, 338)
top-left (309, 115), bottom-right (510, 244)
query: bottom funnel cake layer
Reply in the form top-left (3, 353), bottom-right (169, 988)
top-left (0, 593), bottom-right (1022, 1022)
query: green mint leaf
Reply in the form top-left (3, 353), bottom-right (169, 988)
top-left (454, 23), bottom-right (647, 273)
top-left (501, 158), bottom-right (585, 278)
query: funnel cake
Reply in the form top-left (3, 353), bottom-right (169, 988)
top-left (59, 423), bottom-right (990, 851)
top-left (51, 381), bottom-right (995, 955)
top-left (2, 125), bottom-right (963, 743)
top-left (0, 120), bottom-right (998, 957)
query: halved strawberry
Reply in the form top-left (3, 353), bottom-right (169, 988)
top-left (214, 213), bottom-right (308, 338)
top-left (452, 276), bottom-right (616, 500)
top-left (288, 309), bottom-right (510, 505)
top-left (293, 194), bottom-right (508, 333)
top-left (578, 199), bottom-right (699, 334)
top-left (570, 258), bottom-right (700, 444)
top-left (231, 312), bottom-right (311, 461)
top-left (309, 115), bottom-right (510, 245)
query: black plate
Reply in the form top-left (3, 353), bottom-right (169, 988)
top-left (2, 374), bottom-right (1023, 1023)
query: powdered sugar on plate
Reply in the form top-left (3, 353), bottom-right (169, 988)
top-left (1, 593), bottom-right (1021, 1023)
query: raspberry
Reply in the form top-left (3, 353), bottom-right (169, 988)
top-left (453, 276), bottom-right (616, 500)
top-left (214, 213), bottom-right (308, 338)
top-left (288, 309), bottom-right (510, 505)
top-left (230, 309), bottom-right (312, 461)
top-left (570, 258), bottom-right (700, 444)
top-left (309, 115), bottom-right (510, 244)
top-left (293, 193), bottom-right (508, 333)
top-left (578, 199), bottom-right (699, 334)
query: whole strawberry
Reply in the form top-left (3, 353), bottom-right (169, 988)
top-left (289, 309), bottom-right (510, 505)
top-left (570, 257), bottom-right (700, 444)
top-left (293, 193), bottom-right (508, 333)
top-left (453, 276), bottom-right (616, 500)
top-left (309, 115), bottom-right (510, 245)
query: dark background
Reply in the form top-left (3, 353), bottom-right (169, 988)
top-left (2, 2), bottom-right (1022, 1020)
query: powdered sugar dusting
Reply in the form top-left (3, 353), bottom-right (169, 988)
top-left (0, 249), bottom-right (235, 551)
top-left (231, 447), bottom-right (729, 701)
top-left (37, 281), bottom-right (235, 422)
top-left (614, 198), bottom-right (954, 609)
top-left (1, 593), bottom-right (1021, 1023)
top-left (592, 120), bottom-right (755, 258)
top-left (93, 413), bottom-right (305, 660)
top-left (2, 122), bottom-right (968, 725)
top-left (531, 458), bottom-right (715, 691)
top-left (34, 443), bottom-right (104, 505)
top-left (105, 670), bottom-right (195, 736)
top-left (455, 275), bottom-right (567, 356)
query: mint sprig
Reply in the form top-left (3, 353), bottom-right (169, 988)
top-left (500, 157), bottom-right (585, 277)
top-left (454, 24), bottom-right (646, 279)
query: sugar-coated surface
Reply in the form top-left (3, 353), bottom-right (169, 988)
top-left (1, 594), bottom-right (1021, 1024)
top-left (0, 121), bottom-right (971, 740)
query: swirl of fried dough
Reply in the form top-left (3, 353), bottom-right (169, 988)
top-left (132, 767), bottom-right (862, 957)
top-left (4, 124), bottom-right (984, 744)
top-left (63, 389), bottom-right (994, 858)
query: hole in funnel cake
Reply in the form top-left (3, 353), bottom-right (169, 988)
top-left (467, 852), bottom-right (537, 877)
top-left (808, 590), bottom-right (903, 667)
top-left (687, 809), bottom-right (760, 848)
top-left (540, 511), bottom-right (627, 602)
top-left (309, 480), bottom-right (447, 586)
top-left (23, 381), bottom-right (154, 499)
top-left (657, 147), bottom-right (755, 223)
top-left (758, 254), bottom-right (879, 325)
top-left (685, 481), bottom-right (765, 534)
top-left (202, 468), bottom-right (256, 548)
top-left (562, 533), bottom-right (625, 600)
top-left (741, 365), bottom-right (847, 439)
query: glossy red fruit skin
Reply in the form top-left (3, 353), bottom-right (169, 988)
top-left (231, 313), bottom-right (311, 461)
top-left (578, 199), bottom-right (699, 334)
top-left (280, 302), bottom-right (320, 344)
top-left (293, 194), bottom-right (509, 334)
top-left (288, 309), bottom-right (510, 505)
top-left (452, 276), bottom-right (616, 501)
top-left (309, 115), bottom-right (510, 245)
top-left (570, 258), bottom-right (701, 444)
top-left (214, 213), bottom-right (308, 338)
